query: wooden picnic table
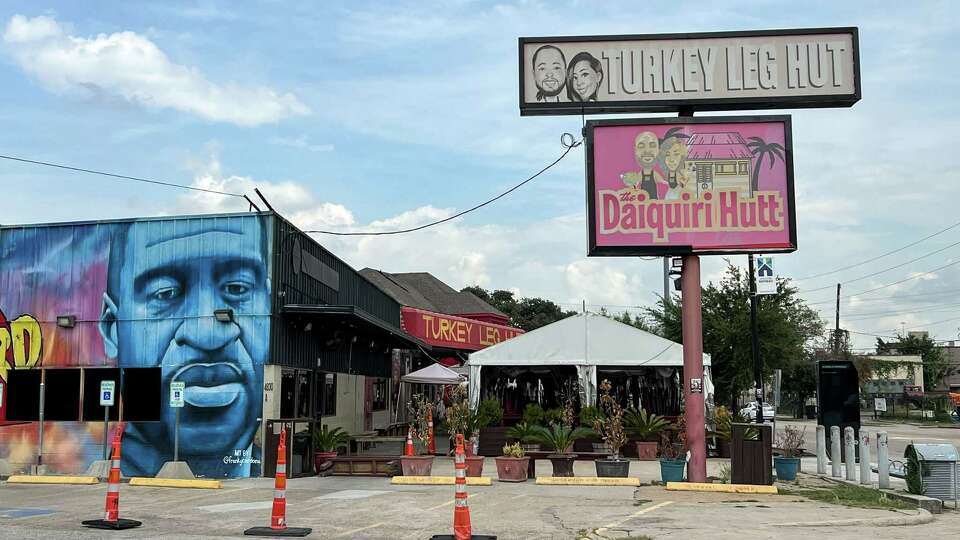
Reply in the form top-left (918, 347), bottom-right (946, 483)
top-left (524, 451), bottom-right (610, 477)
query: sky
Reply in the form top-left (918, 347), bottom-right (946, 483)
top-left (0, 1), bottom-right (958, 351)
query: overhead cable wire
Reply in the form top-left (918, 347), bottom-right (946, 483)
top-left (0, 153), bottom-right (245, 198)
top-left (304, 133), bottom-right (581, 236)
top-left (794, 218), bottom-right (960, 281)
top-left (803, 258), bottom-right (960, 302)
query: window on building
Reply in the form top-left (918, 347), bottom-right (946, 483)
top-left (5, 369), bottom-right (41, 420)
top-left (296, 370), bottom-right (312, 418)
top-left (738, 161), bottom-right (748, 175)
top-left (322, 373), bottom-right (337, 417)
top-left (121, 368), bottom-right (161, 421)
top-left (715, 162), bottom-right (737, 174)
top-left (280, 370), bottom-right (296, 418)
top-left (83, 368), bottom-right (121, 421)
top-left (45, 369), bottom-right (81, 421)
top-left (372, 378), bottom-right (388, 411)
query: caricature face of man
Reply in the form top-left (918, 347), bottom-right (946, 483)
top-left (100, 220), bottom-right (269, 459)
top-left (634, 132), bottom-right (659, 168)
top-left (533, 46), bottom-right (565, 96)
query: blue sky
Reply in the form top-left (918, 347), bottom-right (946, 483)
top-left (1, 1), bottom-right (958, 350)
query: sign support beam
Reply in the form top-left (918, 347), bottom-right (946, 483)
top-left (681, 255), bottom-right (706, 483)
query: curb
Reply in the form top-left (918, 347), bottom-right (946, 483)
top-left (780, 508), bottom-right (934, 527)
top-left (129, 477), bottom-right (222, 489)
top-left (536, 477), bottom-right (641, 486)
top-left (6, 475), bottom-right (99, 485)
top-left (391, 476), bottom-right (492, 486)
top-left (666, 482), bottom-right (777, 494)
top-left (815, 474), bottom-right (943, 514)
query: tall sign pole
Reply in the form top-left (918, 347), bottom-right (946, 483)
top-left (681, 256), bottom-right (706, 482)
top-left (748, 256), bottom-right (763, 424)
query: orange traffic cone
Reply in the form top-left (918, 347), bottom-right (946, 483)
top-left (82, 425), bottom-right (141, 530)
top-left (405, 426), bottom-right (415, 456)
top-left (427, 408), bottom-right (436, 455)
top-left (430, 434), bottom-right (496, 540)
top-left (244, 428), bottom-right (312, 537)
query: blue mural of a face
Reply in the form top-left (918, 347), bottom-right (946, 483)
top-left (99, 217), bottom-right (270, 476)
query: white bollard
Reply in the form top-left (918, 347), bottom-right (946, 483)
top-left (816, 425), bottom-right (826, 475)
top-left (859, 430), bottom-right (871, 485)
top-left (831, 426), bottom-right (842, 478)
top-left (877, 432), bottom-right (890, 489)
top-left (844, 427), bottom-right (856, 481)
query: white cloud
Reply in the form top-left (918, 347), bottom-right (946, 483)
top-left (3, 14), bottom-right (309, 126)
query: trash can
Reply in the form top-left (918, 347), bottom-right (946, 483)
top-left (804, 405), bottom-right (817, 420)
top-left (904, 443), bottom-right (959, 507)
top-left (731, 423), bottom-right (773, 485)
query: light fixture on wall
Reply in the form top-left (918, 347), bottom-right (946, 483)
top-left (56, 315), bottom-right (76, 328)
top-left (213, 308), bottom-right (235, 323)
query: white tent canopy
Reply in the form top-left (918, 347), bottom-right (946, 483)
top-left (401, 362), bottom-right (464, 385)
top-left (466, 312), bottom-right (712, 408)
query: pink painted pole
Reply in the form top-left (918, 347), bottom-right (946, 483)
top-left (681, 255), bottom-right (706, 483)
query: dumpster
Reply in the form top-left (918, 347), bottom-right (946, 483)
top-left (904, 443), bottom-right (958, 508)
top-left (731, 423), bottom-right (773, 485)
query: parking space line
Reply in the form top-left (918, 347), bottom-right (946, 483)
top-left (426, 492), bottom-right (481, 511)
top-left (333, 522), bottom-right (384, 538)
top-left (598, 500), bottom-right (673, 532)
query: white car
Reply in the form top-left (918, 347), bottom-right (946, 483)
top-left (740, 402), bottom-right (776, 422)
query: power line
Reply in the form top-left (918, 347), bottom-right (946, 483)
top-left (304, 134), bottom-right (581, 236)
top-left (794, 218), bottom-right (960, 281)
top-left (804, 287), bottom-right (960, 306)
top-left (0, 153), bottom-right (245, 198)
top-left (805, 258), bottom-right (960, 302)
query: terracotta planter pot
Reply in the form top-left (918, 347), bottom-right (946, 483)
top-left (595, 458), bottom-right (630, 478)
top-left (464, 456), bottom-right (484, 477)
top-left (635, 441), bottom-right (658, 460)
top-left (547, 454), bottom-right (576, 477)
top-left (495, 456), bottom-right (530, 482)
top-left (314, 451), bottom-right (338, 473)
top-left (400, 455), bottom-right (435, 476)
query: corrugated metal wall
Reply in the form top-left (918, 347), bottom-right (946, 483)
top-left (268, 215), bottom-right (401, 377)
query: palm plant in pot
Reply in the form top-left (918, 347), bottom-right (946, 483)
top-left (625, 408), bottom-right (670, 460)
top-left (531, 423), bottom-right (593, 477)
top-left (495, 442), bottom-right (530, 482)
top-left (313, 425), bottom-right (350, 473)
top-left (658, 416), bottom-right (687, 483)
top-left (773, 425), bottom-right (805, 481)
top-left (506, 421), bottom-right (540, 452)
top-left (593, 380), bottom-right (630, 477)
top-left (401, 393), bottom-right (434, 476)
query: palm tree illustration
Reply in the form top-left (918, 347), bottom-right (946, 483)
top-left (746, 137), bottom-right (785, 193)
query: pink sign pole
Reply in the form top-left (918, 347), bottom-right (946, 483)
top-left (681, 255), bottom-right (706, 483)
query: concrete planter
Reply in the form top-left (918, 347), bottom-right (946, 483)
top-left (595, 458), bottom-right (630, 478)
top-left (495, 456), bottom-right (530, 482)
top-left (314, 451), bottom-right (338, 474)
top-left (635, 441), bottom-right (658, 460)
top-left (400, 455), bottom-right (435, 477)
top-left (547, 454), bottom-right (576, 477)
top-left (464, 456), bottom-right (484, 477)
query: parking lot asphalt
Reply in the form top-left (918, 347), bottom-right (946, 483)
top-left (2, 458), bottom-right (959, 539)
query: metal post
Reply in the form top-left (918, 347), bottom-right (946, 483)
top-left (681, 255), bottom-right (706, 483)
top-left (834, 284), bottom-right (841, 358)
top-left (844, 427), bottom-right (856, 481)
top-left (877, 431), bottom-right (889, 489)
top-left (662, 257), bottom-right (671, 306)
top-left (816, 425), bottom-right (826, 475)
top-left (859, 430), bottom-right (871, 485)
top-left (174, 407), bottom-right (180, 462)
top-left (748, 255), bottom-right (763, 424)
top-left (831, 426), bottom-right (842, 478)
top-left (37, 379), bottom-right (45, 467)
top-left (103, 405), bottom-right (110, 460)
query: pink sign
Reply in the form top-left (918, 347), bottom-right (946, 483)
top-left (586, 116), bottom-right (796, 256)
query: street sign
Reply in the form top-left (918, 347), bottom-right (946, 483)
top-left (874, 398), bottom-right (887, 412)
top-left (170, 381), bottom-right (185, 408)
top-left (99, 380), bottom-right (116, 406)
top-left (756, 256), bottom-right (777, 295)
top-left (690, 378), bottom-right (703, 393)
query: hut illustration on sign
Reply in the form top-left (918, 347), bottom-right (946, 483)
top-left (686, 132), bottom-right (754, 197)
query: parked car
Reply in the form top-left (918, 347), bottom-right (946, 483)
top-left (739, 401), bottom-right (776, 422)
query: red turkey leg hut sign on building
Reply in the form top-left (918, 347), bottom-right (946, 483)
top-left (400, 307), bottom-right (523, 351)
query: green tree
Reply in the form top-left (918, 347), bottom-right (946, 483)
top-left (876, 334), bottom-right (952, 391)
top-left (461, 286), bottom-right (576, 332)
top-left (645, 263), bottom-right (823, 409)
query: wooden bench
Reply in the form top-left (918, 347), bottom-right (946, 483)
top-left (330, 456), bottom-right (400, 477)
top-left (524, 451), bottom-right (610, 477)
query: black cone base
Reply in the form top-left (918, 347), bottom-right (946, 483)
top-left (82, 518), bottom-right (143, 530)
top-left (244, 526), bottom-right (312, 537)
top-left (430, 536), bottom-right (496, 539)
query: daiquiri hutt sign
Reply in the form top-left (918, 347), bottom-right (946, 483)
top-left (519, 27), bottom-right (859, 116)
top-left (585, 116), bottom-right (795, 256)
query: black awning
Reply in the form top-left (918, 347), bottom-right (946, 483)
top-left (281, 304), bottom-right (429, 350)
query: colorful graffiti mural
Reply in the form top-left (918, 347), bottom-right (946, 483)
top-left (0, 215), bottom-right (272, 478)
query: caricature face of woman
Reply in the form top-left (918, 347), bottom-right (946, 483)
top-left (571, 60), bottom-right (601, 101)
top-left (664, 143), bottom-right (687, 173)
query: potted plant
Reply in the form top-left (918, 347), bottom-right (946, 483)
top-left (625, 408), bottom-right (671, 460)
top-left (522, 403), bottom-right (545, 426)
top-left (658, 417), bottom-right (687, 483)
top-left (531, 423), bottom-right (593, 477)
top-left (579, 406), bottom-right (609, 453)
top-left (401, 393), bottom-right (435, 476)
top-left (312, 424), bottom-right (350, 473)
top-left (593, 380), bottom-right (630, 477)
top-left (473, 397), bottom-right (504, 456)
top-left (773, 425), bottom-right (805, 481)
top-left (495, 442), bottom-right (530, 482)
top-left (712, 406), bottom-right (734, 458)
top-left (506, 421), bottom-right (540, 452)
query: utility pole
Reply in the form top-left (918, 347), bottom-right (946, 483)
top-left (662, 257), bottom-right (671, 306)
top-left (833, 283), bottom-right (841, 358)
top-left (748, 254), bottom-right (763, 424)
